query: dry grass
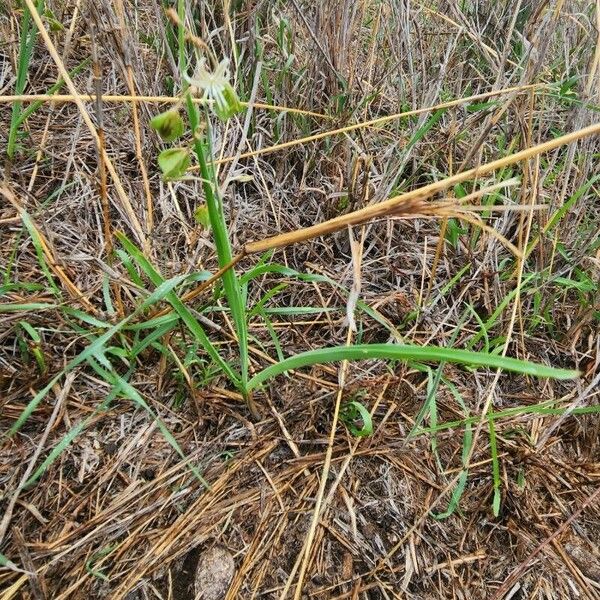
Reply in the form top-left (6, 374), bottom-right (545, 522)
top-left (1, 1), bottom-right (599, 599)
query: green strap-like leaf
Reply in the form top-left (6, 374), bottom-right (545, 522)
top-left (247, 343), bottom-right (578, 391)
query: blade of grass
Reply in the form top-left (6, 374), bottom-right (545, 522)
top-left (254, 310), bottom-right (285, 364)
top-left (18, 321), bottom-right (46, 374)
top-left (406, 108), bottom-right (446, 153)
top-left (7, 0), bottom-right (45, 158)
top-left (407, 312), bottom-right (467, 479)
top-left (466, 273), bottom-right (536, 349)
top-left (0, 302), bottom-right (58, 313)
top-left (416, 402), bottom-right (600, 436)
top-left (239, 262), bottom-right (404, 340)
top-left (247, 343), bottom-right (578, 392)
top-left (24, 364), bottom-right (134, 487)
top-left (116, 232), bottom-right (240, 386)
top-left (489, 416), bottom-right (501, 516)
top-left (432, 380), bottom-right (473, 519)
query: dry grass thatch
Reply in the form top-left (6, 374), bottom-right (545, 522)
top-left (1, 0), bottom-right (599, 598)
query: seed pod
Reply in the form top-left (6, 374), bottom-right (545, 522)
top-left (150, 109), bottom-right (184, 142)
top-left (157, 147), bottom-right (190, 179)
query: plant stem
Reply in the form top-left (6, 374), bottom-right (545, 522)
top-left (185, 94), bottom-right (250, 398)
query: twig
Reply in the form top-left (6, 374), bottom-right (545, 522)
top-left (243, 122), bottom-right (600, 253)
top-left (0, 93), bottom-right (331, 119)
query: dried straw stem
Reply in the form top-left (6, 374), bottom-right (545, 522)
top-left (245, 122), bottom-right (600, 254)
top-left (22, 0), bottom-right (147, 248)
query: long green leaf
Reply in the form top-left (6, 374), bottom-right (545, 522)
top-left (432, 380), bottom-right (472, 519)
top-left (0, 302), bottom-right (58, 312)
top-left (239, 262), bottom-right (404, 341)
top-left (116, 232), bottom-right (240, 386)
top-left (247, 343), bottom-right (578, 391)
top-left (417, 401), bottom-right (599, 435)
top-left (526, 174), bottom-right (600, 257)
top-left (489, 416), bottom-right (501, 516)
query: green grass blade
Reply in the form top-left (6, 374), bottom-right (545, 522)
top-left (25, 306), bottom-right (182, 487)
top-left (7, 0), bottom-right (45, 157)
top-left (433, 380), bottom-right (473, 519)
top-left (18, 209), bottom-right (62, 296)
top-left (248, 283), bottom-right (288, 317)
top-left (416, 401), bottom-right (600, 436)
top-left (0, 552), bottom-right (28, 574)
top-left (116, 232), bottom-right (240, 386)
top-left (406, 108), bottom-right (446, 152)
top-left (489, 416), bottom-right (501, 516)
top-left (247, 344), bottom-right (578, 392)
top-left (239, 262), bottom-right (404, 341)
top-left (467, 273), bottom-right (536, 349)
top-left (526, 174), bottom-right (600, 257)
top-left (5, 372), bottom-right (64, 437)
top-left (255, 309), bottom-right (285, 363)
top-left (0, 302), bottom-right (58, 313)
top-left (433, 470), bottom-right (469, 521)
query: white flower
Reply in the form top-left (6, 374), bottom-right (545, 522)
top-left (185, 58), bottom-right (231, 113)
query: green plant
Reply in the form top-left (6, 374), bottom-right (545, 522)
top-left (18, 320), bottom-right (46, 374)
top-left (142, 39), bottom-right (579, 424)
top-left (85, 544), bottom-right (117, 581)
top-left (7, 0), bottom-right (45, 158)
top-left (3, 14), bottom-right (586, 530)
top-left (340, 399), bottom-right (373, 437)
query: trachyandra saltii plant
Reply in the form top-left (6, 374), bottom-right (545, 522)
top-left (142, 50), bottom-right (579, 427)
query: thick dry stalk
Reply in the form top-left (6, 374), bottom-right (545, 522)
top-left (0, 94), bottom-right (330, 119)
top-left (244, 122), bottom-right (600, 254)
top-left (160, 123), bottom-right (598, 318)
top-left (90, 24), bottom-right (111, 255)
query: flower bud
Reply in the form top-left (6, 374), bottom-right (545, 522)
top-left (194, 204), bottom-right (211, 229)
top-left (213, 83), bottom-right (244, 122)
top-left (150, 110), bottom-right (184, 142)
